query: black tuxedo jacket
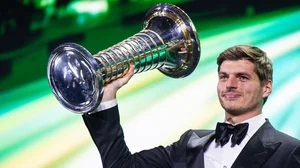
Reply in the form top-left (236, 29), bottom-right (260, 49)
top-left (83, 106), bottom-right (300, 168)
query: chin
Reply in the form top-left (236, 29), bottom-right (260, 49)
top-left (225, 109), bottom-right (245, 116)
top-left (222, 104), bottom-right (246, 116)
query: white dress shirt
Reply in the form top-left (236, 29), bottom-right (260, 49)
top-left (88, 99), bottom-right (117, 114)
top-left (204, 114), bottom-right (266, 168)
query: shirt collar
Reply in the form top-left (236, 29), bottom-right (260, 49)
top-left (225, 114), bottom-right (266, 137)
top-left (242, 114), bottom-right (266, 137)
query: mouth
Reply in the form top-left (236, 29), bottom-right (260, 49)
top-left (222, 93), bottom-right (241, 100)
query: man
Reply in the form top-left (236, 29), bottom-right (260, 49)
top-left (83, 44), bottom-right (300, 168)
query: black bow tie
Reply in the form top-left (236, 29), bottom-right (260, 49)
top-left (215, 122), bottom-right (249, 147)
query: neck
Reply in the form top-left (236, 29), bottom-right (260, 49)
top-left (225, 110), bottom-right (262, 124)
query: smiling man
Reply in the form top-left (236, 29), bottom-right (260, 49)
top-left (83, 44), bottom-right (300, 168)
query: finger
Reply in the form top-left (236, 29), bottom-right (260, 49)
top-left (128, 64), bottom-right (135, 76)
top-left (122, 64), bottom-right (135, 83)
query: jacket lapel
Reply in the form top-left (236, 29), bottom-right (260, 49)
top-left (232, 120), bottom-right (281, 168)
top-left (185, 131), bottom-right (215, 168)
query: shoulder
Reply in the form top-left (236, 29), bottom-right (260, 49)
top-left (177, 129), bottom-right (214, 143)
top-left (168, 129), bottom-right (214, 160)
top-left (265, 121), bottom-right (300, 152)
top-left (265, 120), bottom-right (300, 145)
top-left (274, 129), bottom-right (300, 147)
top-left (273, 129), bottom-right (300, 165)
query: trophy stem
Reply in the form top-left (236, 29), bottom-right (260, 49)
top-left (93, 29), bottom-right (167, 84)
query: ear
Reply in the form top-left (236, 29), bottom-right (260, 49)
top-left (262, 80), bottom-right (272, 98)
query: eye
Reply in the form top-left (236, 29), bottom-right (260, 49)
top-left (219, 74), bottom-right (228, 80)
top-left (239, 76), bottom-right (248, 81)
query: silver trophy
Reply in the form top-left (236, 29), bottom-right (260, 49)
top-left (47, 3), bottom-right (201, 114)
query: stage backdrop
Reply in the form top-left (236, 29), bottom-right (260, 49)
top-left (0, 1), bottom-right (299, 168)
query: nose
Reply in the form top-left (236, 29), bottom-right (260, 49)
top-left (226, 76), bottom-right (238, 89)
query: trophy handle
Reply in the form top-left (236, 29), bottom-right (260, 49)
top-left (47, 3), bottom-right (201, 114)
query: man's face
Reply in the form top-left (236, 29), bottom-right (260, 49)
top-left (217, 59), bottom-right (271, 116)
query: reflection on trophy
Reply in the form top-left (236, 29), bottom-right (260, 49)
top-left (47, 3), bottom-right (201, 114)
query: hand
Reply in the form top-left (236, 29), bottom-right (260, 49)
top-left (102, 64), bottom-right (135, 101)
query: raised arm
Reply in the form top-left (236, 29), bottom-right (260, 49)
top-left (82, 65), bottom-right (181, 168)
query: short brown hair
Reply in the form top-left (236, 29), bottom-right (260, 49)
top-left (217, 44), bottom-right (273, 83)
